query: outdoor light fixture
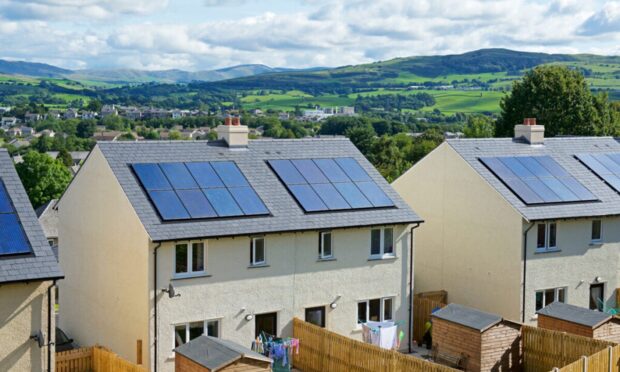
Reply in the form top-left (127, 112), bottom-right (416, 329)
top-left (245, 313), bottom-right (254, 321)
top-left (30, 330), bottom-right (45, 348)
top-left (330, 294), bottom-right (342, 310)
top-left (161, 283), bottom-right (181, 299)
top-left (595, 276), bottom-right (603, 283)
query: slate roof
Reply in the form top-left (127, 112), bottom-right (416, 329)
top-left (537, 302), bottom-right (612, 328)
top-left (97, 138), bottom-right (422, 241)
top-left (432, 303), bottom-right (502, 332)
top-left (447, 136), bottom-right (620, 221)
top-left (0, 149), bottom-right (63, 283)
top-left (174, 335), bottom-right (271, 371)
top-left (36, 198), bottom-right (58, 240)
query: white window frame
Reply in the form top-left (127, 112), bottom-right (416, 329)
top-left (250, 236), bottom-right (266, 266)
top-left (536, 222), bottom-right (558, 252)
top-left (174, 241), bottom-right (207, 278)
top-left (319, 231), bottom-right (333, 259)
top-left (172, 319), bottom-right (221, 350)
top-left (357, 297), bottom-right (394, 324)
top-left (591, 220), bottom-right (602, 243)
top-left (370, 227), bottom-right (395, 258)
top-left (535, 287), bottom-right (567, 311)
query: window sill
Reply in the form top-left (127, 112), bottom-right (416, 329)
top-left (317, 257), bottom-right (336, 262)
top-left (534, 248), bottom-right (560, 254)
top-left (368, 255), bottom-right (397, 261)
top-left (172, 272), bottom-right (211, 281)
top-left (248, 263), bottom-right (270, 269)
top-left (589, 241), bottom-right (603, 247)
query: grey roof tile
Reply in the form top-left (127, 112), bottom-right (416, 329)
top-left (0, 149), bottom-right (63, 284)
top-left (537, 301), bottom-right (611, 328)
top-left (174, 335), bottom-right (271, 370)
top-left (432, 303), bottom-right (502, 332)
top-left (448, 137), bottom-right (620, 221)
top-left (97, 138), bottom-right (421, 241)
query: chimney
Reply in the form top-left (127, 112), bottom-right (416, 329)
top-left (514, 118), bottom-right (544, 145)
top-left (216, 116), bottom-right (248, 147)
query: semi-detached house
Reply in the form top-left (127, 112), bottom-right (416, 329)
top-left (57, 119), bottom-right (422, 372)
top-left (394, 120), bottom-right (620, 324)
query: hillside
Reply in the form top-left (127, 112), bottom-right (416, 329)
top-left (0, 59), bottom-right (71, 77)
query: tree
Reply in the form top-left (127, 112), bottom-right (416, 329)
top-left (496, 65), bottom-right (620, 137)
top-left (57, 149), bottom-right (73, 167)
top-left (464, 115), bottom-right (495, 138)
top-left (86, 99), bottom-right (103, 112)
top-left (346, 126), bottom-right (376, 156)
top-left (15, 151), bottom-right (72, 208)
top-left (76, 120), bottom-right (96, 138)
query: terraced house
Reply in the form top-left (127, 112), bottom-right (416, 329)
top-left (0, 149), bottom-right (63, 371)
top-left (57, 118), bottom-right (422, 372)
top-left (394, 120), bottom-right (620, 324)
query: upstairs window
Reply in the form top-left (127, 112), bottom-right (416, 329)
top-left (536, 223), bottom-right (557, 252)
top-left (175, 242), bottom-right (205, 276)
top-left (319, 231), bottom-right (333, 259)
top-left (591, 220), bottom-right (602, 242)
top-left (370, 227), bottom-right (394, 258)
top-left (250, 237), bottom-right (266, 266)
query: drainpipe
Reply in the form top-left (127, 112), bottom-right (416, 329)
top-left (408, 222), bottom-right (421, 354)
top-left (522, 222), bottom-right (534, 323)
top-left (47, 280), bottom-right (57, 372)
top-left (153, 243), bottom-right (161, 372)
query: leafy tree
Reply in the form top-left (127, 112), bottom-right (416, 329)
top-left (15, 151), bottom-right (72, 208)
top-left (169, 131), bottom-right (182, 140)
top-left (496, 66), bottom-right (620, 137)
top-left (57, 149), bottom-right (73, 167)
top-left (86, 99), bottom-right (103, 112)
top-left (346, 126), bottom-right (376, 156)
top-left (464, 115), bottom-right (495, 138)
top-left (367, 136), bottom-right (411, 182)
top-left (76, 120), bottom-right (97, 138)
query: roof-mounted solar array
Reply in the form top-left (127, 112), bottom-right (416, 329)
top-left (479, 155), bottom-right (597, 205)
top-left (132, 161), bottom-right (269, 221)
top-left (575, 153), bottom-right (620, 193)
top-left (0, 181), bottom-right (32, 255)
top-left (268, 157), bottom-right (395, 213)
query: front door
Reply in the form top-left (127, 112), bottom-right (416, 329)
top-left (590, 283), bottom-right (605, 311)
top-left (255, 312), bottom-right (277, 338)
top-left (305, 306), bottom-right (326, 328)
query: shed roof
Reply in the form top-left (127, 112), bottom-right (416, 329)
top-left (174, 336), bottom-right (271, 371)
top-left (97, 138), bottom-right (422, 241)
top-left (447, 136), bottom-right (620, 221)
top-left (0, 149), bottom-right (63, 283)
top-left (432, 303), bottom-right (503, 332)
top-left (537, 302), bottom-right (612, 328)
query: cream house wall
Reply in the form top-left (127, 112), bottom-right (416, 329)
top-left (392, 143), bottom-right (524, 321)
top-left (153, 225), bottom-right (411, 372)
top-left (57, 146), bottom-right (151, 366)
top-left (525, 217), bottom-right (620, 322)
top-left (0, 281), bottom-right (54, 372)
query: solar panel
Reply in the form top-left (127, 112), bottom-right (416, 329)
top-left (0, 181), bottom-right (32, 256)
top-left (132, 162), bottom-right (269, 221)
top-left (268, 157), bottom-right (395, 213)
top-left (576, 153), bottom-right (620, 194)
top-left (480, 156), bottom-right (597, 205)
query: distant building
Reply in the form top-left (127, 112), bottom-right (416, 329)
top-left (278, 112), bottom-right (290, 120)
top-left (40, 129), bottom-right (56, 138)
top-left (0, 106), bottom-right (11, 114)
top-left (101, 105), bottom-right (118, 118)
top-left (24, 113), bottom-right (42, 123)
top-left (123, 108), bottom-right (142, 120)
top-left (1, 117), bottom-right (18, 129)
top-left (36, 199), bottom-right (59, 249)
top-left (64, 109), bottom-right (79, 120)
top-left (21, 126), bottom-right (35, 137)
top-left (81, 111), bottom-right (97, 120)
top-left (46, 110), bottom-right (61, 120)
top-left (6, 127), bottom-right (22, 137)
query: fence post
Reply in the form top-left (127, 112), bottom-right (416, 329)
top-left (609, 346), bottom-right (613, 372)
top-left (136, 339), bottom-right (142, 365)
top-left (583, 355), bottom-right (588, 372)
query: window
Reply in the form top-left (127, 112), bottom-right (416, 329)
top-left (535, 287), bottom-right (566, 311)
top-left (250, 237), bottom-right (265, 266)
top-left (357, 297), bottom-right (394, 323)
top-left (174, 319), bottom-right (220, 348)
top-left (319, 231), bottom-right (333, 259)
top-left (536, 223), bottom-right (557, 252)
top-left (48, 239), bottom-right (55, 247)
top-left (370, 228), bottom-right (395, 257)
top-left (591, 220), bottom-right (602, 242)
top-left (305, 306), bottom-right (326, 328)
top-left (590, 283), bottom-right (605, 311)
top-left (175, 242), bottom-right (206, 276)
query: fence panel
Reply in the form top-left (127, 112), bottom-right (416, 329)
top-left (56, 347), bottom-right (93, 372)
top-left (56, 346), bottom-right (145, 372)
top-left (413, 291), bottom-right (447, 344)
top-left (522, 325), bottom-right (613, 372)
top-left (292, 317), bottom-right (457, 372)
top-left (557, 345), bottom-right (620, 372)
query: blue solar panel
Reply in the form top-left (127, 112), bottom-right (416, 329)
top-left (133, 162), bottom-right (269, 221)
top-left (211, 162), bottom-right (249, 188)
top-left (268, 158), bottom-right (395, 213)
top-left (0, 181), bottom-right (32, 256)
top-left (480, 156), bottom-right (597, 205)
top-left (576, 153), bottom-right (620, 195)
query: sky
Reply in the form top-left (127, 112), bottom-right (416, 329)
top-left (0, 0), bottom-right (619, 71)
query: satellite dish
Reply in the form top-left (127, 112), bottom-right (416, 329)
top-left (162, 283), bottom-right (180, 298)
top-left (30, 330), bottom-right (44, 348)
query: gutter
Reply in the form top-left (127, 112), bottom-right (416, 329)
top-left (408, 222), bottom-right (422, 354)
top-left (522, 222), bottom-right (535, 323)
top-left (153, 243), bottom-right (162, 372)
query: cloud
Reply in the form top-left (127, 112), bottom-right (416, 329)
top-left (0, 0), bottom-right (168, 20)
top-left (578, 2), bottom-right (620, 35)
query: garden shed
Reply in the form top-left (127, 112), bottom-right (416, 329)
top-left (431, 303), bottom-right (521, 372)
top-left (537, 301), bottom-right (620, 343)
top-left (174, 335), bottom-right (272, 372)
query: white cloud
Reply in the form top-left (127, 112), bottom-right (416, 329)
top-left (578, 2), bottom-right (620, 35)
top-left (0, 0), bottom-right (168, 20)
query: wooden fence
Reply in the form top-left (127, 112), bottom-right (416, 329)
top-left (413, 290), bottom-right (447, 344)
top-left (555, 344), bottom-right (620, 372)
top-left (56, 346), bottom-right (146, 372)
top-left (292, 317), bottom-right (457, 372)
top-left (522, 325), bottom-right (613, 372)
